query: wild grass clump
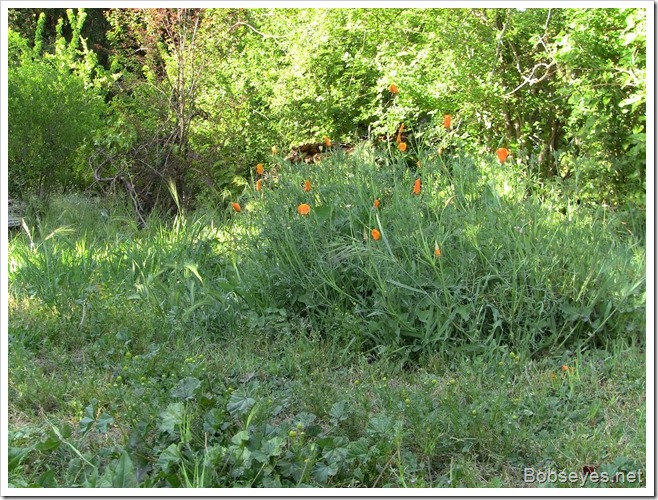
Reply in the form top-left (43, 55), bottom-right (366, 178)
top-left (235, 143), bottom-right (645, 359)
top-left (8, 192), bottom-right (242, 350)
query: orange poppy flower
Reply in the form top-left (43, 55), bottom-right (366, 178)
top-left (297, 203), bottom-right (311, 215)
top-left (371, 228), bottom-right (381, 240)
top-left (388, 83), bottom-right (399, 94)
top-left (303, 180), bottom-right (311, 192)
top-left (444, 114), bottom-right (452, 129)
top-left (434, 244), bottom-right (441, 257)
top-left (256, 179), bottom-right (262, 191)
top-left (373, 199), bottom-right (380, 209)
top-left (396, 123), bottom-right (405, 144)
top-left (496, 148), bottom-right (509, 164)
top-left (256, 163), bottom-right (264, 176)
top-left (324, 136), bottom-right (332, 147)
top-left (413, 178), bottom-right (421, 195)
top-left (561, 365), bottom-right (569, 372)
top-left (398, 142), bottom-right (407, 152)
top-left (231, 202), bottom-right (241, 212)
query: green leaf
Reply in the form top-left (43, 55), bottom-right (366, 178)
top-left (366, 414), bottom-right (393, 437)
top-left (8, 447), bottom-right (31, 471)
top-left (278, 459), bottom-right (304, 481)
top-left (79, 399), bottom-right (98, 437)
top-left (158, 402), bottom-right (185, 434)
top-left (227, 392), bottom-right (256, 417)
top-left (261, 475), bottom-right (282, 488)
top-left (203, 408), bottom-right (226, 434)
top-left (37, 470), bottom-right (57, 487)
top-left (329, 401), bottom-right (349, 421)
top-left (59, 423), bottom-right (72, 439)
top-left (261, 436), bottom-right (286, 458)
top-left (35, 429), bottom-right (61, 452)
top-left (170, 376), bottom-right (201, 400)
top-left (323, 447), bottom-right (348, 466)
top-left (294, 412), bottom-right (317, 428)
top-left (251, 449), bottom-right (270, 464)
top-left (157, 443), bottom-right (182, 474)
top-left (79, 415), bottom-right (95, 437)
top-left (311, 461), bottom-right (338, 484)
top-left (96, 412), bottom-right (114, 433)
top-left (184, 262), bottom-right (204, 284)
top-left (231, 430), bottom-right (250, 446)
top-left (312, 205), bottom-right (332, 224)
top-left (112, 451), bottom-right (138, 488)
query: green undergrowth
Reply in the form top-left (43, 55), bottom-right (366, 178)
top-left (7, 143), bottom-right (646, 488)
top-left (7, 321), bottom-right (647, 488)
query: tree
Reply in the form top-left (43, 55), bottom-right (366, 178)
top-left (97, 8), bottom-right (221, 218)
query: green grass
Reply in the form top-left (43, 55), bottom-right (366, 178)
top-left (7, 144), bottom-right (646, 488)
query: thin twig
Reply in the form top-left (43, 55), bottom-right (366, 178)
top-left (232, 21), bottom-right (294, 39)
top-left (372, 452), bottom-right (397, 488)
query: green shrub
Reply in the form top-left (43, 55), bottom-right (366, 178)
top-left (8, 11), bottom-right (108, 198)
top-left (235, 143), bottom-right (645, 359)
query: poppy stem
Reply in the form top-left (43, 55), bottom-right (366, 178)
top-left (375, 212), bottom-right (395, 260)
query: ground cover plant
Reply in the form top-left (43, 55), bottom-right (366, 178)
top-left (7, 139), bottom-right (646, 488)
top-left (6, 6), bottom-right (647, 490)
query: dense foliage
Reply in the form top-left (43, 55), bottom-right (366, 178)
top-left (8, 7), bottom-right (646, 210)
top-left (6, 7), bottom-right (647, 489)
top-left (8, 10), bottom-right (108, 198)
top-left (7, 146), bottom-right (646, 486)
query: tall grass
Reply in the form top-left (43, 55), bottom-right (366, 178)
top-left (8, 145), bottom-right (645, 360)
top-left (8, 193), bottom-right (241, 349)
top-left (235, 144), bottom-right (645, 359)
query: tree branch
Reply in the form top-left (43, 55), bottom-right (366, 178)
top-left (231, 21), bottom-right (293, 39)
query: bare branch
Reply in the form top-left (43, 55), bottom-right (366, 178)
top-left (231, 21), bottom-right (293, 39)
top-left (504, 60), bottom-right (556, 97)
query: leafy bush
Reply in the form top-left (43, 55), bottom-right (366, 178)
top-left (8, 11), bottom-right (108, 198)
